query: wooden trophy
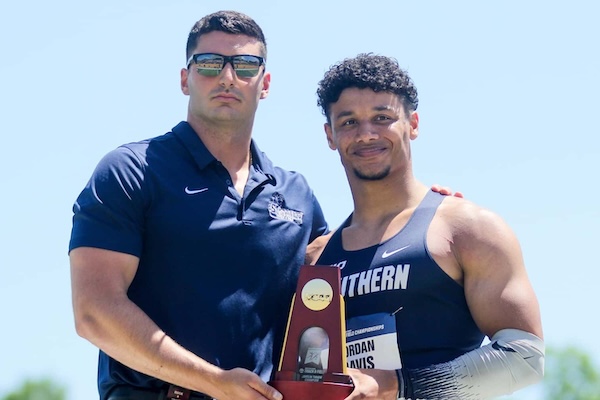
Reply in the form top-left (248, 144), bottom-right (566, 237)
top-left (269, 265), bottom-right (354, 399)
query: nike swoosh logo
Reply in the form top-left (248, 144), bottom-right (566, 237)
top-left (184, 187), bottom-right (208, 195)
top-left (381, 245), bottom-right (410, 259)
top-left (491, 341), bottom-right (517, 353)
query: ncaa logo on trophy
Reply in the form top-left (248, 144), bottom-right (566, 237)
top-left (269, 265), bottom-right (354, 399)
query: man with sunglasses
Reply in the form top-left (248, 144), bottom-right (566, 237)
top-left (306, 53), bottom-right (545, 399)
top-left (69, 10), bottom-right (325, 400)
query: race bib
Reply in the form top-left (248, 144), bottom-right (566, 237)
top-left (345, 313), bottom-right (402, 369)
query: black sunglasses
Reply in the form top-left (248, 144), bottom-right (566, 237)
top-left (186, 53), bottom-right (265, 78)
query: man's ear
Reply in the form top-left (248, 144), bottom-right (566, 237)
top-left (409, 111), bottom-right (419, 140)
top-left (259, 71), bottom-right (271, 99)
top-left (324, 123), bottom-right (336, 150)
top-left (181, 68), bottom-right (190, 95)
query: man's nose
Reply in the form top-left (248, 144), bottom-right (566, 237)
top-left (356, 123), bottom-right (378, 141)
top-left (219, 63), bottom-right (236, 86)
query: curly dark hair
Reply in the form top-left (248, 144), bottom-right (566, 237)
top-left (186, 10), bottom-right (267, 61)
top-left (316, 53), bottom-right (418, 122)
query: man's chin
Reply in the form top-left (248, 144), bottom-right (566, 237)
top-left (353, 167), bottom-right (390, 181)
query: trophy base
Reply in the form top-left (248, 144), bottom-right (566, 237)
top-left (269, 380), bottom-right (353, 400)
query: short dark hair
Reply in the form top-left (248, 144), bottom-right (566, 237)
top-left (186, 10), bottom-right (267, 60)
top-left (316, 53), bottom-right (419, 122)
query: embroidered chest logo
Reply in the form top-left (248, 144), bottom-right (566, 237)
top-left (268, 192), bottom-right (304, 225)
top-left (184, 186), bottom-right (208, 195)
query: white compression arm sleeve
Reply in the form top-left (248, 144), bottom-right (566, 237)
top-left (397, 328), bottom-right (545, 400)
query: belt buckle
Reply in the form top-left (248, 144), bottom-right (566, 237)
top-left (166, 385), bottom-right (190, 400)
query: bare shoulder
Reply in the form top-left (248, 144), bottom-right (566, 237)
top-left (436, 196), bottom-right (516, 244)
top-left (305, 232), bottom-right (334, 265)
top-left (430, 196), bottom-right (524, 281)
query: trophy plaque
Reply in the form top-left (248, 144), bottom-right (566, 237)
top-left (269, 265), bottom-right (353, 399)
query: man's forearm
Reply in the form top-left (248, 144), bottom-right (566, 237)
top-left (397, 329), bottom-right (545, 400)
top-left (74, 292), bottom-right (223, 394)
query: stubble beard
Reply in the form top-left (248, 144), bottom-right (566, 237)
top-left (353, 165), bottom-right (391, 181)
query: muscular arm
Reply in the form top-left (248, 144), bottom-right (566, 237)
top-left (398, 202), bottom-right (544, 399)
top-left (345, 199), bottom-right (544, 400)
top-left (70, 247), bottom-right (281, 400)
top-left (447, 200), bottom-right (542, 339)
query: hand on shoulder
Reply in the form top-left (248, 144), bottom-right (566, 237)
top-left (431, 184), bottom-right (464, 198)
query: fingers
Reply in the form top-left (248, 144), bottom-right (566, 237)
top-left (431, 184), bottom-right (464, 198)
top-left (343, 368), bottom-right (399, 400)
top-left (431, 184), bottom-right (450, 195)
top-left (248, 379), bottom-right (282, 400)
top-left (216, 368), bottom-right (282, 400)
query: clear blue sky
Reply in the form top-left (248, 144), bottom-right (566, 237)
top-left (1, 1), bottom-right (598, 398)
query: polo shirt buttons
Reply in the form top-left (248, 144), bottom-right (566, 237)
top-left (226, 179), bottom-right (232, 186)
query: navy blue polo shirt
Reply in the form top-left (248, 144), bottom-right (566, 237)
top-left (69, 121), bottom-right (328, 399)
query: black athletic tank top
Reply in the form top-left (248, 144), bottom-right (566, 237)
top-left (317, 191), bottom-right (485, 368)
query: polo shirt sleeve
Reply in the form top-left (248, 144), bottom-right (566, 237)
top-left (68, 146), bottom-right (146, 257)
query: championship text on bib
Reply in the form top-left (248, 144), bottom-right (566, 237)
top-left (345, 313), bottom-right (402, 370)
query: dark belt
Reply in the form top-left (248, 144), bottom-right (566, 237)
top-left (107, 385), bottom-right (213, 400)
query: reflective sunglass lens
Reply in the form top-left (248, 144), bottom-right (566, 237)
top-left (233, 57), bottom-right (261, 77)
top-left (191, 54), bottom-right (263, 77)
top-left (196, 67), bottom-right (222, 77)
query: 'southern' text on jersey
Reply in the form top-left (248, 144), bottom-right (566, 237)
top-left (332, 261), bottom-right (411, 297)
